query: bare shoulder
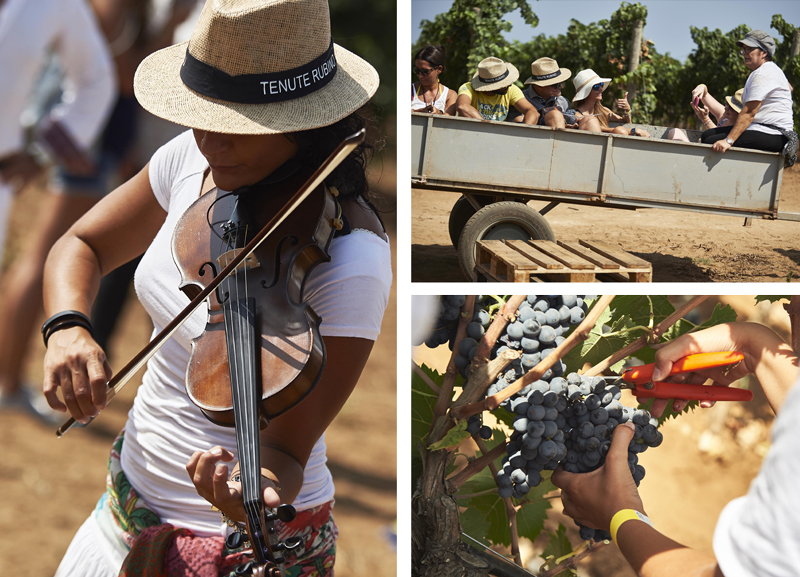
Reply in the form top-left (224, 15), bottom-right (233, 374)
top-left (339, 196), bottom-right (384, 237)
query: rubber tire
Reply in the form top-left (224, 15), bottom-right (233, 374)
top-left (457, 201), bottom-right (555, 281)
top-left (447, 194), bottom-right (493, 248)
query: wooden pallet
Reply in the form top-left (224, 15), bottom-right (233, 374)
top-left (475, 239), bottom-right (652, 282)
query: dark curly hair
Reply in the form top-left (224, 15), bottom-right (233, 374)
top-left (292, 107), bottom-right (377, 205)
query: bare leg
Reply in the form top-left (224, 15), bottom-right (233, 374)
top-left (667, 128), bottom-right (689, 142)
top-left (0, 191), bottom-right (97, 395)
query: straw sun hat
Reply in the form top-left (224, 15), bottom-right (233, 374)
top-left (726, 88), bottom-right (745, 113)
top-left (133, 0), bottom-right (379, 135)
top-left (524, 57), bottom-right (571, 86)
top-left (572, 69), bottom-right (611, 102)
top-left (471, 57), bottom-right (519, 92)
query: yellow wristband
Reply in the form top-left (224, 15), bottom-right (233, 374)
top-left (609, 509), bottom-right (654, 545)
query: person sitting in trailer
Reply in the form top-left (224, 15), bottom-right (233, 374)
top-left (667, 88), bottom-right (744, 142)
top-left (705, 30), bottom-right (794, 159)
top-left (571, 69), bottom-right (650, 138)
top-left (411, 44), bottom-right (457, 115)
top-left (455, 57), bottom-right (538, 124)
top-left (509, 57), bottom-right (577, 128)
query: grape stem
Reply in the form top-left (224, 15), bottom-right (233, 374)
top-left (451, 295), bottom-right (617, 420)
top-left (472, 435), bottom-right (522, 565)
top-left (538, 539), bottom-right (608, 577)
top-left (412, 360), bottom-right (441, 394)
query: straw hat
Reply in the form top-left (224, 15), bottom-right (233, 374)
top-left (524, 57), bottom-right (571, 86)
top-left (471, 57), bottom-right (519, 92)
top-left (134, 0), bottom-right (379, 135)
top-left (726, 88), bottom-right (745, 113)
top-left (572, 69), bottom-right (611, 102)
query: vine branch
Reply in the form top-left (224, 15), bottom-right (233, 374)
top-left (452, 295), bottom-right (616, 420)
top-left (538, 539), bottom-right (609, 577)
top-left (447, 440), bottom-right (507, 492)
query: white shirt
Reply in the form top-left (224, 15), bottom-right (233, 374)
top-left (121, 130), bottom-right (392, 536)
top-left (743, 61), bottom-right (793, 135)
top-left (713, 376), bottom-right (800, 576)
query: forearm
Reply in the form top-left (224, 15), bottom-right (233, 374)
top-left (43, 234), bottom-right (104, 317)
top-left (617, 523), bottom-right (721, 577)
top-left (457, 102), bottom-right (483, 119)
top-left (522, 108), bottom-right (539, 125)
top-left (725, 109), bottom-right (756, 143)
top-left (741, 323), bottom-right (799, 412)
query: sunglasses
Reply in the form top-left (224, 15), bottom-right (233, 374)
top-left (592, 82), bottom-right (604, 91)
top-left (413, 66), bottom-right (438, 77)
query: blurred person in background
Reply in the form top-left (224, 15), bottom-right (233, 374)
top-left (411, 44), bottom-right (457, 115)
top-left (0, 0), bottom-right (116, 419)
top-left (0, 0), bottom-right (197, 422)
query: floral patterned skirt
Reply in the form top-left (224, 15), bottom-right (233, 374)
top-left (105, 431), bottom-right (338, 576)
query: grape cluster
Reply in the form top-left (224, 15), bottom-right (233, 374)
top-left (421, 295), bottom-right (467, 349)
top-left (471, 296), bottom-right (664, 543)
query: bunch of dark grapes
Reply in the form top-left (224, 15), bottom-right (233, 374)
top-left (464, 295), bottom-right (664, 543)
top-left (421, 295), bottom-right (466, 349)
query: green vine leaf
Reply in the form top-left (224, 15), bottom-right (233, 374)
top-left (755, 295), bottom-right (790, 304)
top-left (428, 419), bottom-right (470, 451)
top-left (538, 523), bottom-right (576, 576)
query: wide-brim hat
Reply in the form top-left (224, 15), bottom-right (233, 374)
top-left (736, 29), bottom-right (776, 58)
top-left (524, 57), bottom-right (571, 86)
top-left (572, 69), bottom-right (611, 102)
top-left (471, 57), bottom-right (519, 92)
top-left (134, 0), bottom-right (379, 135)
top-left (726, 88), bottom-right (745, 113)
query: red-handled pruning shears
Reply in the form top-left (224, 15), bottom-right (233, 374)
top-left (613, 352), bottom-right (752, 402)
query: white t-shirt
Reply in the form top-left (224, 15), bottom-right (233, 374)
top-left (119, 129), bottom-right (392, 537)
top-left (713, 376), bottom-right (800, 576)
top-left (411, 83), bottom-right (450, 113)
top-left (743, 61), bottom-right (793, 135)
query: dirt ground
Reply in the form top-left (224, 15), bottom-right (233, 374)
top-left (0, 166), bottom-right (397, 577)
top-left (412, 296), bottom-right (790, 576)
top-left (412, 165), bottom-right (800, 282)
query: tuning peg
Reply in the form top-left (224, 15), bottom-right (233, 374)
top-left (226, 531), bottom-right (245, 549)
top-left (282, 536), bottom-right (304, 552)
top-left (265, 504), bottom-right (296, 523)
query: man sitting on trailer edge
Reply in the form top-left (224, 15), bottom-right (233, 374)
top-left (510, 57), bottom-right (577, 128)
top-left (456, 57), bottom-right (538, 124)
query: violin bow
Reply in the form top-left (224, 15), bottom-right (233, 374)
top-left (56, 128), bottom-right (366, 437)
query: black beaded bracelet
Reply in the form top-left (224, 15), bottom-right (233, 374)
top-left (41, 310), bottom-right (94, 347)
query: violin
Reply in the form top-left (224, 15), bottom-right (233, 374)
top-left (173, 162), bottom-right (338, 574)
top-left (55, 130), bottom-right (367, 576)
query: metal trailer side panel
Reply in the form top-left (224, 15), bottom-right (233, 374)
top-left (412, 113), bottom-right (783, 216)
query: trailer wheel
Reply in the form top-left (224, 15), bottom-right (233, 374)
top-left (448, 195), bottom-right (492, 248)
top-left (457, 201), bottom-right (555, 281)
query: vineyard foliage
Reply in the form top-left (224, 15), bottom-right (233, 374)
top-left (413, 1), bottom-right (800, 131)
top-left (411, 296), bottom-right (737, 571)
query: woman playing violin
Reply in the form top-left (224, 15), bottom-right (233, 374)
top-left (42, 1), bottom-right (391, 576)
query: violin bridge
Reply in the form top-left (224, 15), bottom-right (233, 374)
top-left (217, 249), bottom-right (261, 272)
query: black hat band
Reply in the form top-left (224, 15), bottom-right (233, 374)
top-left (532, 70), bottom-right (560, 81)
top-left (479, 69), bottom-right (510, 84)
top-left (180, 40), bottom-right (337, 104)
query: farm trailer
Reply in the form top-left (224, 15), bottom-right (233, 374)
top-left (411, 112), bottom-right (796, 280)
